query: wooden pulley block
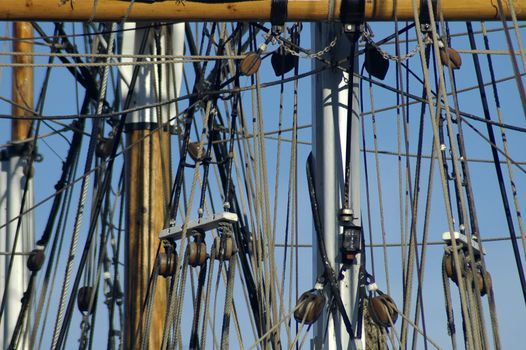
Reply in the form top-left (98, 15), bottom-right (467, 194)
top-left (188, 241), bottom-right (207, 267)
top-left (27, 248), bottom-right (45, 272)
top-left (95, 137), bottom-right (114, 158)
top-left (439, 47), bottom-right (462, 70)
top-left (444, 254), bottom-right (455, 281)
top-left (77, 286), bottom-right (94, 314)
top-left (293, 289), bottom-right (325, 325)
top-left (158, 251), bottom-right (177, 278)
top-left (475, 270), bottom-right (492, 296)
top-left (188, 142), bottom-right (204, 162)
top-left (444, 253), bottom-right (465, 284)
top-left (369, 294), bottom-right (398, 327)
top-left (239, 52), bottom-right (262, 76)
top-left (213, 236), bottom-right (235, 260)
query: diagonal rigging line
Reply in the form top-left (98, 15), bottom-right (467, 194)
top-left (461, 116), bottom-right (526, 175)
top-left (0, 100), bottom-right (199, 232)
top-left (494, 0), bottom-right (526, 119)
top-left (50, 23), bottom-right (117, 350)
top-left (0, 65), bottom-right (525, 126)
top-left (0, 109), bottom-right (526, 243)
top-left (409, 3), bottom-right (477, 347)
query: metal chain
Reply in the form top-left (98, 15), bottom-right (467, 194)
top-left (278, 35), bottom-right (338, 58)
top-left (268, 29), bottom-right (424, 62)
top-left (362, 31), bottom-right (428, 62)
top-left (262, 31), bottom-right (338, 59)
top-left (79, 315), bottom-right (91, 350)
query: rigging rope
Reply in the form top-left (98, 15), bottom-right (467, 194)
top-left (466, 21), bottom-right (526, 308)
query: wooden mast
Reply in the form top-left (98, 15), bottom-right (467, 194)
top-left (4, 21), bottom-right (34, 349)
top-left (122, 24), bottom-right (183, 349)
top-left (0, 0), bottom-right (524, 22)
top-left (125, 127), bottom-right (170, 349)
top-left (12, 22), bottom-right (33, 141)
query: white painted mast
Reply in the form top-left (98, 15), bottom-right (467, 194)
top-left (312, 22), bottom-right (364, 349)
top-left (2, 21), bottom-right (35, 350)
top-left (0, 157), bottom-right (7, 348)
top-left (4, 151), bottom-right (34, 350)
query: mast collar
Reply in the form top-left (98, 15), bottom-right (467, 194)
top-left (270, 0), bottom-right (288, 33)
top-left (419, 0), bottom-right (438, 32)
top-left (340, 0), bottom-right (365, 26)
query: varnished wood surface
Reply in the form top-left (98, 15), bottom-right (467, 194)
top-left (0, 0), bottom-right (524, 21)
top-left (125, 128), bottom-right (171, 349)
top-left (12, 22), bottom-right (33, 141)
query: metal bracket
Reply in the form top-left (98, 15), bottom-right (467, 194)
top-left (442, 231), bottom-right (485, 255)
top-left (160, 212), bottom-right (238, 241)
top-left (343, 23), bottom-right (364, 34)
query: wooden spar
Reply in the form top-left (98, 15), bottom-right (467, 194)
top-left (12, 22), bottom-right (33, 140)
top-left (0, 0), bottom-right (524, 22)
top-left (125, 128), bottom-right (171, 349)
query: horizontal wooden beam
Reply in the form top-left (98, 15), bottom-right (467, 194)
top-left (0, 0), bottom-right (524, 22)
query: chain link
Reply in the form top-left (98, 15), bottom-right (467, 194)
top-left (267, 34), bottom-right (338, 59)
top-left (264, 28), bottom-right (428, 63)
top-left (362, 31), bottom-right (426, 62)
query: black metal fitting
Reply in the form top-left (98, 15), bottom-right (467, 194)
top-left (338, 208), bottom-right (362, 263)
top-left (270, 0), bottom-right (288, 34)
top-left (419, 0), bottom-right (437, 32)
top-left (340, 0), bottom-right (365, 42)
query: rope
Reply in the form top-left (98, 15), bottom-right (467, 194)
top-left (172, 250), bottom-right (190, 349)
top-left (409, 2), bottom-right (476, 347)
top-left (410, 141), bottom-right (436, 350)
top-left (140, 254), bottom-right (160, 350)
top-left (271, 45), bottom-right (290, 346)
top-left (438, 14), bottom-right (499, 349)
top-left (3, 68), bottom-right (526, 125)
top-left (0, 58), bottom-right (245, 68)
top-left (466, 21), bottom-right (526, 308)
top-left (30, 123), bottom-right (82, 347)
top-left (189, 259), bottom-right (208, 348)
top-left (50, 22), bottom-right (116, 349)
top-left (494, 0), bottom-right (526, 118)
top-left (480, 22), bottom-right (515, 348)
top-left (220, 255), bottom-right (237, 349)
top-left (162, 96), bottom-right (215, 348)
top-left (50, 93), bottom-right (100, 350)
top-left (200, 244), bottom-right (216, 350)
top-left (361, 93), bottom-right (378, 280)
top-left (367, 72), bottom-right (391, 294)
top-left (246, 304), bottom-right (301, 350)
top-left (2, 50), bottom-right (245, 60)
top-left (398, 29), bottom-right (432, 350)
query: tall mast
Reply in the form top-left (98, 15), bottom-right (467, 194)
top-left (312, 22), bottom-right (364, 349)
top-left (2, 21), bottom-right (34, 350)
top-left (125, 120), bottom-right (170, 349)
top-left (121, 23), bottom-right (184, 349)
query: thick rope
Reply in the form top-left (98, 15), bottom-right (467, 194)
top-left (50, 26), bottom-right (115, 347)
top-left (220, 256), bottom-right (237, 349)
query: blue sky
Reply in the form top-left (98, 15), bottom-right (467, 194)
top-left (0, 20), bottom-right (525, 348)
